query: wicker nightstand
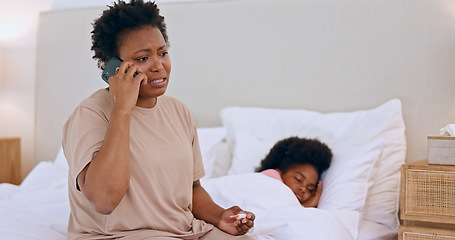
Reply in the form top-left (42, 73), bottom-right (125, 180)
top-left (399, 160), bottom-right (455, 239)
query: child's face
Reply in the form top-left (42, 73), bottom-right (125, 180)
top-left (280, 164), bottom-right (319, 205)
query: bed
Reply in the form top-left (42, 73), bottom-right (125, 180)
top-left (2, 0), bottom-right (455, 239)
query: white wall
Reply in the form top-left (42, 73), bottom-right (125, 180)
top-left (4, 0), bottom-right (455, 180)
top-left (0, 0), bottom-right (54, 180)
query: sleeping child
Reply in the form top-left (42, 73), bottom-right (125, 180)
top-left (255, 137), bottom-right (332, 208)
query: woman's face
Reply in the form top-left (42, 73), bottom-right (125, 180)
top-left (118, 26), bottom-right (171, 106)
top-left (280, 164), bottom-right (319, 205)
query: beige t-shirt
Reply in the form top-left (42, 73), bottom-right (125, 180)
top-left (62, 89), bottom-right (213, 239)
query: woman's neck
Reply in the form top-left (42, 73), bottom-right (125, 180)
top-left (136, 97), bottom-right (157, 109)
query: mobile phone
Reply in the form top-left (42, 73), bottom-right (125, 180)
top-left (101, 56), bottom-right (123, 84)
top-left (101, 56), bottom-right (138, 84)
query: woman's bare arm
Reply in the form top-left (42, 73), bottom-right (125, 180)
top-left (192, 180), bottom-right (255, 235)
top-left (77, 62), bottom-right (146, 215)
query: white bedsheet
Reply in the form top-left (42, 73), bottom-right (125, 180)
top-left (201, 173), bottom-right (356, 240)
top-left (0, 161), bottom-right (357, 240)
top-left (0, 161), bottom-right (69, 240)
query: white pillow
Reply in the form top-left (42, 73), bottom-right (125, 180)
top-left (209, 141), bottom-right (232, 178)
top-left (228, 130), bottom-right (275, 175)
top-left (220, 99), bottom-right (406, 230)
top-left (197, 127), bottom-right (227, 179)
top-left (53, 147), bottom-right (69, 170)
top-left (318, 138), bottom-right (384, 213)
top-left (223, 132), bottom-right (383, 240)
top-left (228, 128), bottom-right (382, 209)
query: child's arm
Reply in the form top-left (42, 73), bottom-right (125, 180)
top-left (302, 180), bottom-right (323, 208)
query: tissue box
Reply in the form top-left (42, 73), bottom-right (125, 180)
top-left (428, 136), bottom-right (455, 165)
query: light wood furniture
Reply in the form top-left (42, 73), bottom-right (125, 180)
top-left (399, 160), bottom-right (455, 239)
top-left (0, 137), bottom-right (21, 184)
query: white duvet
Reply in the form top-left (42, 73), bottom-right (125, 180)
top-left (0, 161), bottom-right (69, 240)
top-left (0, 161), bottom-right (355, 240)
top-left (201, 173), bottom-right (355, 240)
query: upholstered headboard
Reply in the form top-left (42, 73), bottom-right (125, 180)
top-left (35, 0), bottom-right (455, 164)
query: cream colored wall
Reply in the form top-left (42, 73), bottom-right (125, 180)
top-left (3, 0), bottom-right (455, 181)
top-left (0, 0), bottom-right (202, 181)
top-left (0, 0), bottom-right (54, 180)
top-left (161, 0), bottom-right (455, 163)
top-left (35, 0), bottom-right (455, 167)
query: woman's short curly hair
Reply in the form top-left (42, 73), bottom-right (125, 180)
top-left (256, 137), bottom-right (332, 178)
top-left (91, 0), bottom-right (169, 69)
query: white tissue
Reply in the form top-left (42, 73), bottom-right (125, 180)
top-left (440, 124), bottom-right (455, 136)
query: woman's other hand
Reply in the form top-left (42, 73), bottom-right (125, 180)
top-left (218, 206), bottom-right (255, 236)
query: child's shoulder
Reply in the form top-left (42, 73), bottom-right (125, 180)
top-left (260, 169), bottom-right (283, 182)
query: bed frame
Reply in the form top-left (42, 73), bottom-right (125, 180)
top-left (35, 0), bottom-right (455, 164)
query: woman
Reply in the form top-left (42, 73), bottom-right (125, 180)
top-left (62, 1), bottom-right (255, 239)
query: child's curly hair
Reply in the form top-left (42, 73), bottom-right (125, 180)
top-left (91, 0), bottom-right (169, 69)
top-left (256, 137), bottom-right (332, 178)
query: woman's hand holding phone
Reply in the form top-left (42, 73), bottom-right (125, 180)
top-left (108, 61), bottom-right (147, 113)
